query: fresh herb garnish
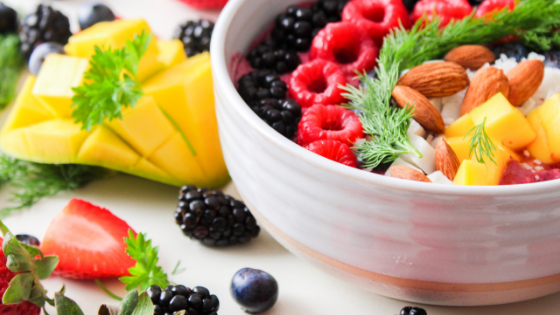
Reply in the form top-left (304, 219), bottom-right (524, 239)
top-left (0, 155), bottom-right (111, 218)
top-left (465, 117), bottom-right (497, 165)
top-left (120, 230), bottom-right (169, 291)
top-left (346, 0), bottom-right (560, 168)
top-left (71, 31), bottom-right (152, 131)
top-left (0, 34), bottom-right (23, 110)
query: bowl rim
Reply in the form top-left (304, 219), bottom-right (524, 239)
top-left (210, 0), bottom-right (560, 197)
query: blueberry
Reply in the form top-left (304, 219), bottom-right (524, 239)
top-left (545, 49), bottom-right (560, 69)
top-left (491, 43), bottom-right (529, 62)
top-left (15, 234), bottom-right (41, 247)
top-left (231, 268), bottom-right (278, 314)
top-left (28, 42), bottom-right (65, 76)
top-left (77, 2), bottom-right (116, 30)
top-left (401, 306), bottom-right (428, 315)
top-left (0, 3), bottom-right (18, 34)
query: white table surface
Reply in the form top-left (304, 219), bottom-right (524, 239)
top-left (1, 0), bottom-right (559, 314)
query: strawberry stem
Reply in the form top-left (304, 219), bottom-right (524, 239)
top-left (95, 279), bottom-right (123, 301)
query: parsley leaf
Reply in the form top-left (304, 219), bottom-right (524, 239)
top-left (71, 31), bottom-right (152, 131)
top-left (120, 230), bottom-right (169, 291)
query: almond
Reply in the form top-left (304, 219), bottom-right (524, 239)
top-left (460, 66), bottom-right (509, 116)
top-left (507, 59), bottom-right (545, 106)
top-left (389, 166), bottom-right (432, 183)
top-left (435, 139), bottom-right (461, 181)
top-left (444, 45), bottom-right (496, 70)
top-left (397, 62), bottom-right (470, 98)
top-left (392, 85), bottom-right (445, 134)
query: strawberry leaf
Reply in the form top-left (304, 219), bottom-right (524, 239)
top-left (55, 291), bottom-right (85, 315)
top-left (34, 256), bottom-right (60, 280)
top-left (130, 292), bottom-right (153, 315)
top-left (99, 304), bottom-right (121, 315)
top-left (120, 290), bottom-right (139, 315)
top-left (3, 273), bottom-right (33, 304)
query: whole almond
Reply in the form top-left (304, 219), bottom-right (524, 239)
top-left (389, 166), bottom-right (432, 183)
top-left (435, 139), bottom-right (461, 181)
top-left (460, 66), bottom-right (509, 116)
top-left (444, 45), bottom-right (496, 70)
top-left (392, 85), bottom-right (445, 134)
top-left (397, 62), bottom-right (470, 98)
top-left (507, 59), bottom-right (545, 106)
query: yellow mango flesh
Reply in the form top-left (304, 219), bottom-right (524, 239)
top-left (157, 40), bottom-right (187, 68)
top-left (447, 136), bottom-right (521, 163)
top-left (445, 114), bottom-right (475, 138)
top-left (526, 109), bottom-right (555, 164)
top-left (65, 19), bottom-right (164, 82)
top-left (470, 93), bottom-right (536, 150)
top-left (32, 54), bottom-right (89, 117)
top-left (77, 125), bottom-right (140, 169)
top-left (535, 94), bottom-right (560, 162)
top-left (453, 144), bottom-right (510, 186)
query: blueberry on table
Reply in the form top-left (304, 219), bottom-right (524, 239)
top-left (28, 42), bottom-right (65, 76)
top-left (78, 2), bottom-right (116, 30)
top-left (231, 268), bottom-right (279, 314)
top-left (15, 234), bottom-right (41, 246)
top-left (400, 306), bottom-right (428, 315)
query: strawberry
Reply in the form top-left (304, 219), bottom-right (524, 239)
top-left (475, 0), bottom-right (515, 19)
top-left (411, 0), bottom-right (472, 28)
top-left (310, 22), bottom-right (378, 77)
top-left (40, 199), bottom-right (136, 280)
top-left (304, 140), bottom-right (358, 167)
top-left (177, 0), bottom-right (228, 10)
top-left (289, 59), bottom-right (347, 108)
top-left (342, 0), bottom-right (411, 46)
top-left (297, 104), bottom-right (363, 146)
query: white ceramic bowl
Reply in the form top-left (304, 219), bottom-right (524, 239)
top-left (211, 0), bottom-right (560, 306)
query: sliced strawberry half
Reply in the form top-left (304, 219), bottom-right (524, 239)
top-left (40, 199), bottom-right (136, 280)
top-left (297, 104), bottom-right (363, 146)
top-left (411, 0), bottom-right (472, 28)
top-left (475, 0), bottom-right (515, 19)
top-left (178, 0), bottom-right (228, 9)
top-left (305, 140), bottom-right (358, 167)
top-left (289, 59), bottom-right (347, 108)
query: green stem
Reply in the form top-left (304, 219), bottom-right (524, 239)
top-left (95, 279), bottom-right (123, 301)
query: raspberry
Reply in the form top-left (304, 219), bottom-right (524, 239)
top-left (297, 104), bottom-right (363, 146)
top-left (411, 0), bottom-right (472, 28)
top-left (475, 0), bottom-right (515, 19)
top-left (177, 0), bottom-right (228, 9)
top-left (342, 0), bottom-right (411, 46)
top-left (289, 59), bottom-right (347, 108)
top-left (304, 140), bottom-right (357, 167)
top-left (310, 22), bottom-right (378, 77)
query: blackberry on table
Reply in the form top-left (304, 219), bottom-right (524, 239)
top-left (237, 70), bottom-right (287, 103)
top-left (148, 284), bottom-right (219, 315)
top-left (246, 38), bottom-right (301, 74)
top-left (491, 42), bottom-right (529, 62)
top-left (0, 3), bottom-right (17, 35)
top-left (174, 20), bottom-right (214, 57)
top-left (400, 306), bottom-right (428, 315)
top-left (19, 4), bottom-right (72, 60)
top-left (175, 186), bottom-right (260, 247)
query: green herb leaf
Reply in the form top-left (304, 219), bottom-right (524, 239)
top-left (3, 273), bottom-right (33, 304)
top-left (130, 292), bottom-right (154, 315)
top-left (0, 34), bottom-right (23, 110)
top-left (55, 292), bottom-right (85, 315)
top-left (71, 31), bottom-right (152, 131)
top-left (120, 290), bottom-right (139, 315)
top-left (34, 256), bottom-right (60, 280)
top-left (120, 230), bottom-right (169, 291)
top-left (465, 117), bottom-right (498, 165)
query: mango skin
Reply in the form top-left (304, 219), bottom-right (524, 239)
top-left (534, 94), bottom-right (560, 162)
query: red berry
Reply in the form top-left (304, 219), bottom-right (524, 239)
top-left (177, 0), bottom-right (228, 9)
top-left (297, 104), bottom-right (363, 146)
top-left (310, 22), bottom-right (378, 77)
top-left (304, 140), bottom-right (358, 167)
top-left (411, 0), bottom-right (472, 28)
top-left (40, 199), bottom-right (136, 280)
top-left (289, 59), bottom-right (347, 108)
top-left (475, 0), bottom-right (515, 19)
top-left (342, 0), bottom-right (412, 46)
top-left (0, 239), bottom-right (41, 315)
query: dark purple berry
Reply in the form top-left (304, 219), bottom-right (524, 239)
top-left (231, 268), bottom-right (279, 314)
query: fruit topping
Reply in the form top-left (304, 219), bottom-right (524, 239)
top-left (238, 70), bottom-right (287, 103)
top-left (392, 85), bottom-right (445, 134)
top-left (174, 19), bottom-right (214, 57)
top-left (468, 0), bottom-right (485, 6)
top-left (148, 284), bottom-right (219, 315)
top-left (19, 4), bottom-right (73, 60)
top-left (15, 234), bottom-right (41, 246)
top-left (77, 2), bottom-right (116, 30)
top-left (397, 62), bottom-right (470, 98)
top-left (40, 198), bottom-right (136, 279)
top-left (251, 99), bottom-right (302, 139)
top-left (460, 66), bottom-right (509, 115)
top-left (475, 0), bottom-right (515, 19)
top-left (544, 49), bottom-right (560, 69)
top-left (491, 42), bottom-right (529, 62)
top-left (289, 59), bottom-right (347, 107)
top-left (506, 59), bottom-right (545, 107)
top-left (271, 5), bottom-right (315, 52)
top-left (175, 186), bottom-right (261, 247)
top-left (444, 45), bottom-right (495, 70)
top-left (179, 0), bottom-right (229, 10)
top-left (311, 0), bottom-right (351, 29)
top-left (389, 166), bottom-right (432, 182)
top-left (0, 3), bottom-right (17, 35)
top-left (310, 21), bottom-right (378, 77)
top-left (231, 268), bottom-right (279, 314)
top-left (411, 0), bottom-right (472, 28)
top-left (304, 139), bottom-right (358, 167)
top-left (342, 0), bottom-right (411, 46)
top-left (247, 38), bottom-right (301, 74)
top-left (402, 0), bottom-right (421, 13)
top-left (28, 42), bottom-right (65, 76)
top-left (400, 306), bottom-right (428, 315)
top-left (297, 104), bottom-right (363, 146)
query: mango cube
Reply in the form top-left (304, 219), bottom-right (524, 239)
top-left (32, 54), bottom-right (89, 118)
top-left (527, 109), bottom-right (555, 164)
top-left (447, 136), bottom-right (521, 163)
top-left (77, 126), bottom-right (140, 170)
top-left (453, 144), bottom-right (510, 186)
top-left (445, 114), bottom-right (475, 138)
top-left (157, 40), bottom-right (187, 68)
top-left (534, 94), bottom-right (560, 162)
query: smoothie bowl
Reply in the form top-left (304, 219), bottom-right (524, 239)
top-left (211, 0), bottom-right (560, 306)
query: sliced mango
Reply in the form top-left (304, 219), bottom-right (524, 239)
top-left (535, 94), bottom-right (560, 161)
top-left (453, 143), bottom-right (510, 186)
top-left (132, 158), bottom-right (178, 185)
top-left (77, 126), bottom-right (140, 169)
top-left (447, 136), bottom-right (521, 163)
top-left (157, 40), bottom-right (187, 68)
top-left (445, 114), bottom-right (475, 138)
top-left (527, 109), bottom-right (555, 164)
top-left (32, 54), bottom-right (89, 118)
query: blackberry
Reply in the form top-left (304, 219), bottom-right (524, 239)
top-left (174, 20), bottom-right (214, 57)
top-left (545, 49), bottom-right (560, 69)
top-left (400, 306), bottom-right (428, 315)
top-left (491, 42), bottom-right (529, 62)
top-left (311, 0), bottom-right (351, 26)
top-left (468, 0), bottom-right (486, 6)
top-left (402, 0), bottom-right (420, 13)
top-left (237, 70), bottom-right (287, 104)
top-left (246, 38), bottom-right (301, 74)
top-left (0, 3), bottom-right (17, 34)
top-left (148, 284), bottom-right (219, 315)
top-left (251, 99), bottom-right (302, 139)
top-left (175, 186), bottom-right (260, 247)
top-left (19, 5), bottom-right (72, 60)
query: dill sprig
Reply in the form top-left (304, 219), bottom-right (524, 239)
top-left (344, 0), bottom-right (560, 168)
top-left (465, 117), bottom-right (497, 165)
top-left (0, 34), bottom-right (23, 110)
top-left (71, 31), bottom-right (152, 131)
top-left (0, 155), bottom-right (111, 218)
